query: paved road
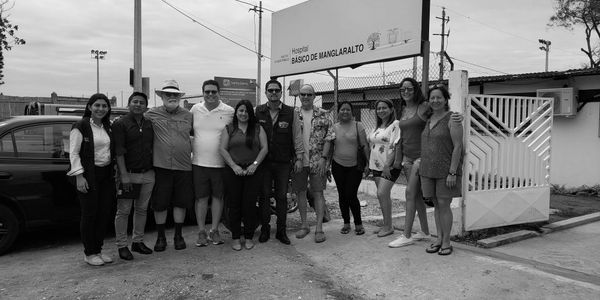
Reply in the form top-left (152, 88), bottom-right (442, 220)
top-left (1, 218), bottom-right (599, 299)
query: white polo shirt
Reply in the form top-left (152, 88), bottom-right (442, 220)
top-left (190, 101), bottom-right (234, 167)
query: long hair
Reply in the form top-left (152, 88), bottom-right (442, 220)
top-left (396, 77), bottom-right (426, 119)
top-left (83, 93), bottom-right (112, 126)
top-left (232, 100), bottom-right (258, 148)
top-left (374, 99), bottom-right (396, 128)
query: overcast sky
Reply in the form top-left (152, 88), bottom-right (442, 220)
top-left (0, 0), bottom-right (589, 106)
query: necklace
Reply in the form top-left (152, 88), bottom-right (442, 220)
top-left (136, 118), bottom-right (144, 133)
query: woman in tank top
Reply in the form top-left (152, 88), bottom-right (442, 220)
top-left (420, 85), bottom-right (463, 255)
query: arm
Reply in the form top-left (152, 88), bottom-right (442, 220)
top-left (293, 111), bottom-right (304, 173)
top-left (112, 121), bottom-right (131, 188)
top-left (219, 127), bottom-right (244, 176)
top-left (357, 122), bottom-right (371, 177)
top-left (246, 126), bottom-right (268, 175)
top-left (67, 128), bottom-right (88, 193)
top-left (447, 119), bottom-right (464, 188)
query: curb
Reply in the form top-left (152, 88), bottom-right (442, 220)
top-left (475, 212), bottom-right (600, 248)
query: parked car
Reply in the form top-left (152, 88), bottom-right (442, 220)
top-left (0, 115), bottom-right (80, 255)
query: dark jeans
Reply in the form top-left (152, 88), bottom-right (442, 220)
top-left (77, 165), bottom-right (115, 256)
top-left (224, 166), bottom-right (263, 239)
top-left (259, 161), bottom-right (291, 231)
top-left (331, 160), bottom-right (363, 225)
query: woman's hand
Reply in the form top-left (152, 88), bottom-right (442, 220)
top-left (382, 165), bottom-right (392, 179)
top-left (232, 165), bottom-right (245, 176)
top-left (294, 160), bottom-right (303, 173)
top-left (446, 174), bottom-right (457, 189)
top-left (317, 158), bottom-right (328, 177)
top-left (363, 168), bottom-right (370, 179)
top-left (76, 174), bottom-right (89, 193)
top-left (245, 163), bottom-right (258, 175)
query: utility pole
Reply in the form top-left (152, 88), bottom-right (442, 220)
top-left (250, 2), bottom-right (263, 105)
top-left (538, 39), bottom-right (551, 72)
top-left (90, 50), bottom-right (107, 94)
top-left (134, 0), bottom-right (142, 92)
top-left (434, 7), bottom-right (449, 81)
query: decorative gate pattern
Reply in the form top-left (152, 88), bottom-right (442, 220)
top-left (463, 94), bottom-right (553, 231)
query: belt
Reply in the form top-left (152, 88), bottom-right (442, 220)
top-left (128, 168), bottom-right (151, 173)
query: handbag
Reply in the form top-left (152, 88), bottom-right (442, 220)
top-left (355, 122), bottom-right (367, 172)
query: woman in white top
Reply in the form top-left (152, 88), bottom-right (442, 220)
top-left (68, 93), bottom-right (115, 266)
top-left (367, 99), bottom-right (401, 237)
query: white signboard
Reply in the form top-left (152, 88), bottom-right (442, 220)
top-left (271, 0), bottom-right (428, 77)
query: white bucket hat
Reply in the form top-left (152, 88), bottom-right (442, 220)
top-left (155, 79), bottom-right (185, 97)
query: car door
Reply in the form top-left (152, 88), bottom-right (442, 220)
top-left (0, 122), bottom-right (79, 226)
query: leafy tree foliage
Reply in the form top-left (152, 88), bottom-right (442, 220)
top-left (549, 0), bottom-right (600, 68)
top-left (0, 0), bottom-right (26, 85)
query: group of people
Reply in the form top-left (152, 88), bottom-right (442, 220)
top-left (67, 76), bottom-right (463, 266)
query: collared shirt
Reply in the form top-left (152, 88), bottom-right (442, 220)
top-left (296, 106), bottom-right (335, 173)
top-left (190, 101), bottom-right (234, 167)
top-left (145, 106), bottom-right (193, 171)
top-left (112, 113), bottom-right (154, 171)
top-left (267, 101), bottom-right (283, 125)
top-left (67, 121), bottom-right (111, 176)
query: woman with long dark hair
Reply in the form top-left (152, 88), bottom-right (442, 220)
top-left (367, 99), bottom-right (401, 237)
top-left (219, 100), bottom-right (268, 251)
top-left (68, 93), bottom-right (115, 266)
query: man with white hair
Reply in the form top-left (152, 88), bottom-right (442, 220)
top-left (145, 79), bottom-right (194, 251)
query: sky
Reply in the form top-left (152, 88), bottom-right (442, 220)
top-left (0, 0), bottom-right (591, 107)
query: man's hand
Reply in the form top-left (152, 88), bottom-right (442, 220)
top-left (246, 164), bottom-right (258, 175)
top-left (120, 173), bottom-right (132, 192)
top-left (76, 174), bottom-right (89, 193)
top-left (294, 160), bottom-right (303, 173)
top-left (232, 165), bottom-right (245, 176)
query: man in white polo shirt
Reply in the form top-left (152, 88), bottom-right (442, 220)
top-left (190, 79), bottom-right (234, 247)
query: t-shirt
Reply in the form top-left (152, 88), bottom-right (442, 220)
top-left (190, 101), bottom-right (234, 168)
top-left (367, 120), bottom-right (401, 171)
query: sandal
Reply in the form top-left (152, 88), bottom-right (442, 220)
top-left (354, 225), bottom-right (365, 236)
top-left (340, 224), bottom-right (351, 234)
top-left (425, 243), bottom-right (442, 254)
top-left (295, 227), bottom-right (310, 239)
top-left (314, 231), bottom-right (326, 243)
top-left (438, 246), bottom-right (453, 256)
top-left (376, 228), bottom-right (394, 237)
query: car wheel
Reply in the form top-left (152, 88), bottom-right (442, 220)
top-left (0, 204), bottom-right (19, 255)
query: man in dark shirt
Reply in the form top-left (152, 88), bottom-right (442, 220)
top-left (113, 92), bottom-right (155, 260)
top-left (255, 79), bottom-right (303, 245)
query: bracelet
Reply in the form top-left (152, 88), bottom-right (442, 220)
top-left (448, 172), bottom-right (457, 176)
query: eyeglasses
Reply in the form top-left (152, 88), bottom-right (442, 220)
top-left (429, 83), bottom-right (446, 89)
top-left (204, 90), bottom-right (218, 95)
top-left (267, 89), bottom-right (281, 93)
top-left (400, 87), bottom-right (414, 93)
top-left (300, 93), bottom-right (314, 97)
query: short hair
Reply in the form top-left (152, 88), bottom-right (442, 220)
top-left (202, 79), bottom-right (220, 92)
top-left (128, 91), bottom-right (148, 105)
top-left (428, 85), bottom-right (451, 111)
top-left (337, 101), bottom-right (353, 112)
top-left (265, 79), bottom-right (282, 91)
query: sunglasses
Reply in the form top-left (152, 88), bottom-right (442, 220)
top-left (267, 89), bottom-right (281, 93)
top-left (204, 90), bottom-right (218, 95)
top-left (163, 92), bottom-right (181, 97)
top-left (399, 87), bottom-right (414, 93)
top-left (300, 93), bottom-right (314, 97)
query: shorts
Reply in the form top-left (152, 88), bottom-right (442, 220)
top-left (151, 167), bottom-right (194, 211)
top-left (420, 175), bottom-right (462, 199)
top-left (372, 168), bottom-right (402, 182)
top-left (291, 167), bottom-right (326, 193)
top-left (192, 165), bottom-right (224, 198)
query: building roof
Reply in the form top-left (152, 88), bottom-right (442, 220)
top-left (469, 68), bottom-right (600, 84)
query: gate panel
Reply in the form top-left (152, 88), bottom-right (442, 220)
top-left (464, 94), bottom-right (553, 231)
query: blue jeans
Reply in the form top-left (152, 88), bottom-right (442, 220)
top-left (259, 161), bottom-right (291, 231)
top-left (114, 170), bottom-right (155, 248)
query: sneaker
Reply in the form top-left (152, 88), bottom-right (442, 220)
top-left (84, 254), bottom-right (104, 266)
top-left (154, 236), bottom-right (167, 252)
top-left (208, 229), bottom-right (224, 245)
top-left (231, 239), bottom-right (242, 251)
top-left (388, 235), bottom-right (414, 248)
top-left (195, 231), bottom-right (208, 247)
top-left (244, 239), bottom-right (255, 250)
top-left (174, 235), bottom-right (186, 250)
top-left (99, 253), bottom-right (113, 263)
top-left (359, 200), bottom-right (368, 207)
top-left (412, 232), bottom-right (431, 241)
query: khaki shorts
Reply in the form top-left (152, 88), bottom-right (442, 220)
top-left (291, 167), bottom-right (327, 193)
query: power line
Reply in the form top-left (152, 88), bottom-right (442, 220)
top-left (449, 56), bottom-right (509, 74)
top-left (232, 0), bottom-right (274, 12)
top-left (161, 0), bottom-right (270, 59)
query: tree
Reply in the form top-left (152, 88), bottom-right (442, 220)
top-left (0, 0), bottom-right (26, 85)
top-left (549, 0), bottom-right (600, 68)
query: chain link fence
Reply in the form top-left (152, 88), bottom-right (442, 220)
top-left (305, 52), bottom-right (452, 134)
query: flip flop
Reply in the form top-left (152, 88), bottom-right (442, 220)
top-left (340, 224), bottom-right (351, 234)
top-left (438, 246), bottom-right (453, 256)
top-left (425, 243), bottom-right (442, 253)
top-left (354, 226), bottom-right (365, 235)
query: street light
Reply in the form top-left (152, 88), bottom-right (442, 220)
top-left (538, 39), bottom-right (551, 72)
top-left (90, 49), bottom-right (108, 93)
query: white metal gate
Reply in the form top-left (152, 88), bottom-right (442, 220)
top-left (463, 94), bottom-right (553, 231)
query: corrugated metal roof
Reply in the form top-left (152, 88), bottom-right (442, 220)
top-left (469, 68), bottom-right (600, 83)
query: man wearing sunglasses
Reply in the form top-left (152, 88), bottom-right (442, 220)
top-left (190, 79), bottom-right (234, 247)
top-left (255, 79), bottom-right (304, 245)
